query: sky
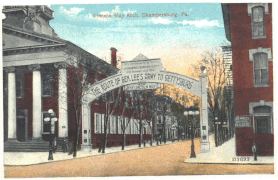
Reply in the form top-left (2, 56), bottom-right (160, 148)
top-left (49, 3), bottom-right (229, 75)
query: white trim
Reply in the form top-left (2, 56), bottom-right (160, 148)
top-left (247, 3), bottom-right (269, 16)
top-left (249, 101), bottom-right (273, 134)
top-left (249, 47), bottom-right (272, 61)
top-left (249, 101), bottom-right (273, 115)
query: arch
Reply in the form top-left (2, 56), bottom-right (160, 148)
top-left (82, 71), bottom-right (201, 106)
top-left (81, 70), bottom-right (210, 153)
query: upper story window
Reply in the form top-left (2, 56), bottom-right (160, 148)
top-left (248, 3), bottom-right (269, 39)
top-left (171, 117), bottom-right (175, 124)
top-left (16, 73), bottom-right (24, 98)
top-left (42, 72), bottom-right (53, 97)
top-left (252, 6), bottom-right (265, 38)
top-left (158, 116), bottom-right (162, 124)
top-left (254, 53), bottom-right (269, 86)
top-left (157, 102), bottom-right (162, 110)
top-left (249, 47), bottom-right (272, 88)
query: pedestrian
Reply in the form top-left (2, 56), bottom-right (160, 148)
top-left (252, 142), bottom-right (258, 161)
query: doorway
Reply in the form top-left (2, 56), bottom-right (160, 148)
top-left (16, 109), bottom-right (28, 142)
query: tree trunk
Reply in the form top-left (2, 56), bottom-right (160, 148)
top-left (102, 114), bottom-right (108, 153)
top-left (139, 120), bottom-right (142, 147)
top-left (190, 121), bottom-right (196, 158)
top-left (122, 116), bottom-right (126, 150)
top-left (150, 124), bottom-right (153, 146)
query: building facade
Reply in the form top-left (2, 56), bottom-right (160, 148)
top-left (222, 3), bottom-right (273, 156)
top-left (3, 5), bottom-right (151, 151)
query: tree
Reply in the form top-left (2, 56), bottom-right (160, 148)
top-left (66, 58), bottom-right (90, 158)
top-left (120, 91), bottom-right (136, 150)
top-left (98, 88), bottom-right (122, 153)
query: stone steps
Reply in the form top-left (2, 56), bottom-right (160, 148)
top-left (4, 139), bottom-right (64, 152)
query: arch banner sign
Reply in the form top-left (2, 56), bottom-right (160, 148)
top-left (82, 71), bottom-right (201, 105)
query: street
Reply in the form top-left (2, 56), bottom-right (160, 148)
top-left (4, 138), bottom-right (274, 178)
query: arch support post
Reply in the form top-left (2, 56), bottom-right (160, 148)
top-left (81, 103), bottom-right (92, 152)
top-left (200, 68), bottom-right (210, 153)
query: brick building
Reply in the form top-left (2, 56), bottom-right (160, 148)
top-left (222, 3), bottom-right (273, 156)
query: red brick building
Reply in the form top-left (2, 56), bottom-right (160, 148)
top-left (222, 3), bottom-right (273, 156)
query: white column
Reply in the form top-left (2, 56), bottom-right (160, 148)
top-left (6, 67), bottom-right (16, 139)
top-left (200, 66), bottom-right (210, 153)
top-left (29, 64), bottom-right (42, 138)
top-left (55, 63), bottom-right (68, 138)
top-left (81, 103), bottom-right (92, 152)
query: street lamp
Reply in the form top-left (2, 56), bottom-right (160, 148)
top-left (184, 106), bottom-right (199, 158)
top-left (214, 117), bottom-right (222, 146)
top-left (43, 109), bottom-right (58, 160)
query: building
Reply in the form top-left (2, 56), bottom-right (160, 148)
top-left (222, 3), bottom-right (273, 156)
top-left (2, 5), bottom-right (151, 151)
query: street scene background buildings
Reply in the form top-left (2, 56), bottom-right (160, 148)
top-left (1, 2), bottom-right (274, 177)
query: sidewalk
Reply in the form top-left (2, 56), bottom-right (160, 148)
top-left (184, 135), bottom-right (274, 164)
top-left (4, 140), bottom-right (179, 166)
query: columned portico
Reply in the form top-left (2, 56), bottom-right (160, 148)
top-left (55, 62), bottom-right (69, 138)
top-left (28, 64), bottom-right (42, 138)
top-left (6, 67), bottom-right (17, 139)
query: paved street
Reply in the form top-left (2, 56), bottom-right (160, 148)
top-left (4, 137), bottom-right (274, 178)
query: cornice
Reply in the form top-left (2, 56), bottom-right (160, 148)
top-left (3, 24), bottom-right (64, 44)
top-left (3, 44), bottom-right (66, 56)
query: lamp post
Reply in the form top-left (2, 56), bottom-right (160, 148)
top-left (222, 121), bottom-right (227, 142)
top-left (184, 106), bottom-right (199, 158)
top-left (214, 117), bottom-right (222, 146)
top-left (44, 109), bottom-right (58, 160)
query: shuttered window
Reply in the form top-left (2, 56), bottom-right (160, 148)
top-left (42, 72), bottom-right (53, 97)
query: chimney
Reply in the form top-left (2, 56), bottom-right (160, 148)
top-left (110, 47), bottom-right (117, 67)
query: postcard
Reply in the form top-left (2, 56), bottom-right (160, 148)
top-left (2, 2), bottom-right (274, 178)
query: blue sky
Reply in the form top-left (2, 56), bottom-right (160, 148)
top-left (49, 3), bottom-right (229, 74)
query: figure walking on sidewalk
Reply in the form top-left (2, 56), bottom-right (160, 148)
top-left (252, 143), bottom-right (258, 161)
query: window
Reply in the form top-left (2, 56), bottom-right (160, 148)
top-left (251, 6), bottom-right (266, 39)
top-left (42, 72), bottom-right (53, 97)
top-left (158, 102), bottom-right (162, 110)
top-left (158, 116), bottom-right (162, 124)
top-left (249, 47), bottom-right (272, 87)
top-left (118, 116), bottom-right (123, 134)
top-left (16, 74), bottom-right (24, 98)
top-left (253, 106), bottom-right (272, 134)
top-left (253, 52), bottom-right (269, 86)
top-left (102, 93), bottom-right (107, 102)
top-left (171, 117), bottom-right (175, 124)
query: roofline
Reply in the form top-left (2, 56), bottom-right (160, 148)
top-left (3, 23), bottom-right (119, 76)
top-left (221, 3), bottom-right (231, 42)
